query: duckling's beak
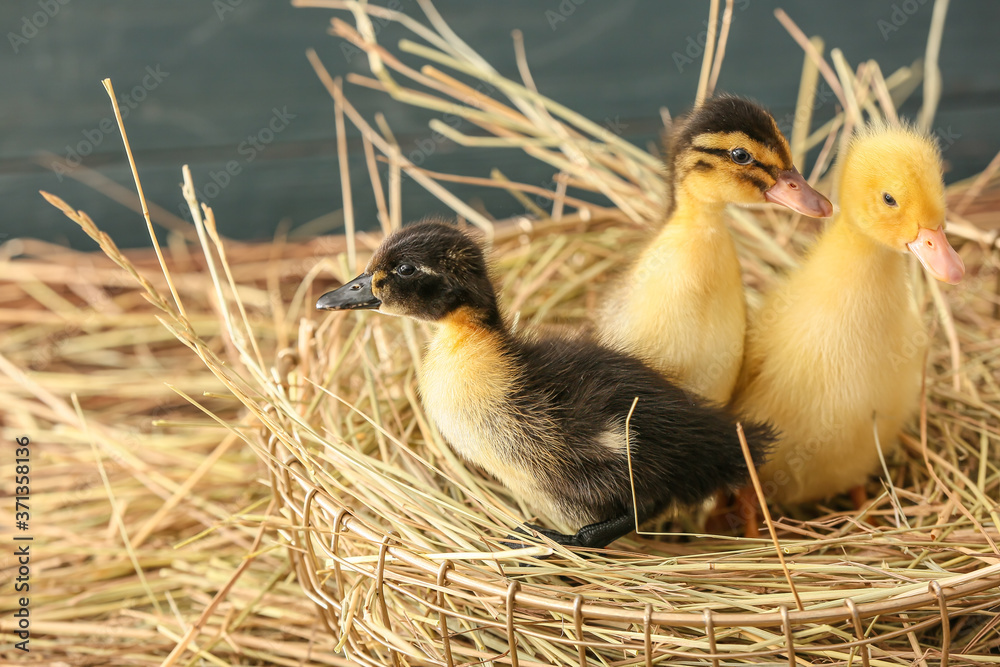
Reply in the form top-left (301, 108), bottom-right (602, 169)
top-left (764, 168), bottom-right (833, 218)
top-left (907, 227), bottom-right (965, 285)
top-left (316, 274), bottom-right (381, 310)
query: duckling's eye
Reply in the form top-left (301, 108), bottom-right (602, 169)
top-left (882, 192), bottom-right (898, 207)
top-left (729, 148), bottom-right (752, 165)
top-left (396, 263), bottom-right (416, 277)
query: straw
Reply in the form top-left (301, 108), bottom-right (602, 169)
top-left (6, 2), bottom-right (999, 663)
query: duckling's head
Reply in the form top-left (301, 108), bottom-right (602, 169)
top-left (838, 122), bottom-right (964, 284)
top-left (667, 95), bottom-right (832, 218)
top-left (316, 221), bottom-right (501, 326)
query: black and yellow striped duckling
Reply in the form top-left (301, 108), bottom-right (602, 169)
top-left (598, 96), bottom-right (833, 405)
top-left (316, 221), bottom-right (774, 548)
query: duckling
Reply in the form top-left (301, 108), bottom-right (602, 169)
top-left (599, 96), bottom-right (832, 405)
top-left (317, 221), bottom-right (774, 548)
top-left (732, 122), bottom-right (964, 508)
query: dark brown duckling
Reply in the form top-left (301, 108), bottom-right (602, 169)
top-left (317, 221), bottom-right (773, 548)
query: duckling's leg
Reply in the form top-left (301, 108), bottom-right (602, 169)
top-left (572, 514), bottom-right (637, 548)
top-left (849, 484), bottom-right (868, 510)
top-left (518, 524), bottom-right (580, 546)
top-left (703, 489), bottom-right (734, 534)
top-left (518, 514), bottom-right (636, 549)
top-left (738, 486), bottom-right (761, 539)
top-left (500, 524), bottom-right (581, 550)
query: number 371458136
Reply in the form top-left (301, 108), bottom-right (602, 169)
top-left (15, 436), bottom-right (30, 497)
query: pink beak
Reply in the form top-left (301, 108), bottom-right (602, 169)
top-left (764, 168), bottom-right (834, 218)
top-left (907, 227), bottom-right (965, 284)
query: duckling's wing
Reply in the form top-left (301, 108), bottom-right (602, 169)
top-left (516, 337), bottom-right (773, 519)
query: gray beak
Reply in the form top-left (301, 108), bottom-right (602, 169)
top-left (316, 274), bottom-right (381, 311)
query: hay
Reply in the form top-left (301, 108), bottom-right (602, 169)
top-left (3, 0), bottom-right (1000, 664)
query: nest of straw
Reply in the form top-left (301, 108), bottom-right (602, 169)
top-left (4, 1), bottom-right (1000, 664)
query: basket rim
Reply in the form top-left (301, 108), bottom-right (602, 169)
top-left (286, 468), bottom-right (1000, 631)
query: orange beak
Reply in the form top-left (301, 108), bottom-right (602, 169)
top-left (764, 168), bottom-right (834, 218)
top-left (907, 227), bottom-right (965, 284)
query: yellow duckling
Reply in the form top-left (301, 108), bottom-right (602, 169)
top-left (317, 221), bottom-right (773, 548)
top-left (733, 122), bottom-right (965, 509)
top-left (599, 95), bottom-right (832, 405)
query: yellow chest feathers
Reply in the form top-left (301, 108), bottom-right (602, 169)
top-left (418, 316), bottom-right (553, 510)
top-left (737, 239), bottom-right (924, 502)
top-left (600, 220), bottom-right (746, 404)
top-left (420, 319), bottom-right (511, 453)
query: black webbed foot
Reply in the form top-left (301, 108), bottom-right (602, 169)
top-left (500, 523), bottom-right (578, 550)
top-left (570, 513), bottom-right (636, 548)
top-left (523, 523), bottom-right (584, 547)
top-left (502, 514), bottom-right (637, 550)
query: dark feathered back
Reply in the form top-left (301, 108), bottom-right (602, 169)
top-left (510, 335), bottom-right (773, 529)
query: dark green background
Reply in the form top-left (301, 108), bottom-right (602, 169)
top-left (3, 1), bottom-right (999, 248)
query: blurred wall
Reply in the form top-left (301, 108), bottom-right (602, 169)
top-left (3, 0), bottom-right (999, 248)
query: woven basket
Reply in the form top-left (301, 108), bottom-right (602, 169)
top-left (252, 213), bottom-right (1000, 667)
top-left (266, 433), bottom-right (1000, 667)
top-left (45, 185), bottom-right (1000, 664)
